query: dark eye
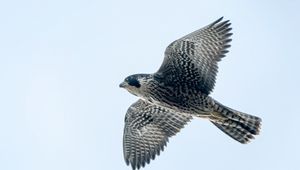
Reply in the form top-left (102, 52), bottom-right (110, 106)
top-left (128, 78), bottom-right (141, 88)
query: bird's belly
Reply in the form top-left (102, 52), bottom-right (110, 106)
top-left (146, 93), bottom-right (213, 116)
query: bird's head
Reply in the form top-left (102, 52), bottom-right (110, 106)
top-left (119, 74), bottom-right (152, 97)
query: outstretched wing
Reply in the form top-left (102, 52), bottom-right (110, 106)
top-left (156, 17), bottom-right (232, 94)
top-left (123, 99), bottom-right (192, 170)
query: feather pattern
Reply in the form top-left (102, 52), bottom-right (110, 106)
top-left (123, 99), bottom-right (192, 170)
top-left (157, 17), bottom-right (232, 94)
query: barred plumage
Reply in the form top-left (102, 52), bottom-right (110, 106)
top-left (123, 99), bottom-right (192, 169)
top-left (209, 100), bottom-right (261, 143)
top-left (120, 17), bottom-right (262, 170)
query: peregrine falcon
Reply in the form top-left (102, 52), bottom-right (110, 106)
top-left (119, 17), bottom-right (262, 170)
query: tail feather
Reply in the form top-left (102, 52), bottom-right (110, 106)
top-left (211, 121), bottom-right (254, 143)
top-left (210, 101), bottom-right (262, 143)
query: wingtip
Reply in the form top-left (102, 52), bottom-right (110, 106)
top-left (210, 17), bottom-right (231, 28)
top-left (211, 17), bottom-right (224, 26)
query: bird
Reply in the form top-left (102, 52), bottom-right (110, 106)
top-left (119, 17), bottom-right (262, 170)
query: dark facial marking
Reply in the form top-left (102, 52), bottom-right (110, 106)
top-left (126, 76), bottom-right (141, 88)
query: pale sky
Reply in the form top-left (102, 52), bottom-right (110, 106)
top-left (0, 0), bottom-right (299, 170)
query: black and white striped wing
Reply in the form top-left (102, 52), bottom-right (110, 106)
top-left (157, 17), bottom-right (232, 94)
top-left (123, 99), bottom-right (192, 170)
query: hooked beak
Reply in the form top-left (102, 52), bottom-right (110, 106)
top-left (119, 81), bottom-right (127, 88)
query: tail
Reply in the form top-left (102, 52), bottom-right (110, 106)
top-left (209, 101), bottom-right (262, 144)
